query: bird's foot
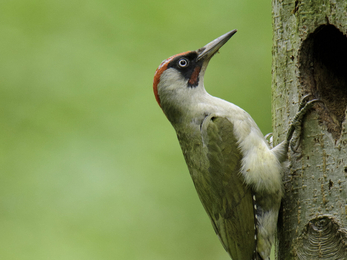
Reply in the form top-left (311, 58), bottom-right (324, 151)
top-left (265, 133), bottom-right (273, 149)
top-left (286, 95), bottom-right (322, 152)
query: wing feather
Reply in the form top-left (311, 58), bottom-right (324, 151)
top-left (199, 116), bottom-right (256, 260)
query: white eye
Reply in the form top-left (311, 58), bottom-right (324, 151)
top-left (178, 58), bottom-right (189, 68)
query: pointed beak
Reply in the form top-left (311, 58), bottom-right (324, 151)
top-left (197, 29), bottom-right (237, 61)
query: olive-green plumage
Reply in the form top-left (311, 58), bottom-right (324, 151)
top-left (179, 115), bottom-right (255, 260)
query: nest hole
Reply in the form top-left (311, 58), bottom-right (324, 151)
top-left (299, 24), bottom-right (347, 140)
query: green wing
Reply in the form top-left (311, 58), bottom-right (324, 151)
top-left (199, 116), bottom-right (256, 260)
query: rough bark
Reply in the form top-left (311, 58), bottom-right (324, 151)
top-left (271, 0), bottom-right (347, 259)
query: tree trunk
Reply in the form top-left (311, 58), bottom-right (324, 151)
top-left (271, 0), bottom-right (347, 259)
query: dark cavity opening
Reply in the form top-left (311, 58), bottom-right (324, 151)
top-left (299, 24), bottom-right (347, 140)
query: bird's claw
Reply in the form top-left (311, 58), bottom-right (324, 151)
top-left (286, 96), bottom-right (323, 152)
top-left (265, 133), bottom-right (273, 148)
top-left (298, 94), bottom-right (314, 111)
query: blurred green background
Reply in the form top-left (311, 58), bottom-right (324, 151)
top-left (0, 0), bottom-right (273, 259)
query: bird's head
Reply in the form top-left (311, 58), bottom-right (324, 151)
top-left (153, 30), bottom-right (237, 124)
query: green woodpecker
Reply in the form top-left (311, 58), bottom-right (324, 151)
top-left (153, 30), bottom-right (317, 260)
